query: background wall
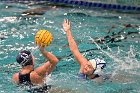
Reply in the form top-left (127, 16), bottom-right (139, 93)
top-left (83, 0), bottom-right (140, 6)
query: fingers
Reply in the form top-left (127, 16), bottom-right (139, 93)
top-left (35, 41), bottom-right (46, 49)
top-left (67, 19), bottom-right (70, 25)
top-left (38, 45), bottom-right (46, 51)
top-left (64, 19), bottom-right (70, 25)
top-left (68, 20), bottom-right (70, 25)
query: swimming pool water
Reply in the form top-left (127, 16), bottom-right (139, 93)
top-left (0, 2), bottom-right (140, 93)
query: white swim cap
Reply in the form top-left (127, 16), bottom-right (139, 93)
top-left (89, 58), bottom-right (106, 74)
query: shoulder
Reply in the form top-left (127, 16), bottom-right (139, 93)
top-left (30, 71), bottom-right (42, 78)
top-left (12, 73), bottom-right (19, 84)
top-left (30, 71), bottom-right (44, 84)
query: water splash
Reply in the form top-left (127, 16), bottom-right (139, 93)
top-left (88, 36), bottom-right (140, 81)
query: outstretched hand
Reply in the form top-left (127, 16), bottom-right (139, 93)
top-left (63, 19), bottom-right (71, 32)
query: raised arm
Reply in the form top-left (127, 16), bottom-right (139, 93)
top-left (63, 19), bottom-right (88, 70)
top-left (35, 46), bottom-right (59, 77)
top-left (39, 46), bottom-right (59, 64)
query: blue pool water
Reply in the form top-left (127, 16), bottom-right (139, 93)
top-left (0, 2), bottom-right (140, 93)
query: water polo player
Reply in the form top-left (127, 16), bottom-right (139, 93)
top-left (63, 19), bottom-right (108, 80)
top-left (12, 31), bottom-right (59, 92)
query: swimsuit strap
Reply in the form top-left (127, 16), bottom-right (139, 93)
top-left (19, 70), bottom-right (33, 85)
top-left (78, 73), bottom-right (87, 80)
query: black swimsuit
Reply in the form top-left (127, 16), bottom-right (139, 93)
top-left (19, 71), bottom-right (33, 85)
top-left (19, 71), bottom-right (51, 93)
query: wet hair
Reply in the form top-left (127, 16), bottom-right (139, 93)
top-left (16, 50), bottom-right (33, 67)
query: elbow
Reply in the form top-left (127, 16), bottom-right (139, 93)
top-left (53, 58), bottom-right (59, 64)
top-left (55, 58), bottom-right (59, 63)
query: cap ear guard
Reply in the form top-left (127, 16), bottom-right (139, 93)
top-left (16, 50), bottom-right (32, 66)
top-left (95, 58), bottom-right (106, 69)
top-left (19, 53), bottom-right (31, 65)
top-left (89, 58), bottom-right (106, 75)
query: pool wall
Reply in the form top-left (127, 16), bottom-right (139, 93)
top-left (0, 0), bottom-right (140, 12)
top-left (46, 0), bottom-right (140, 12)
top-left (85, 0), bottom-right (140, 6)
